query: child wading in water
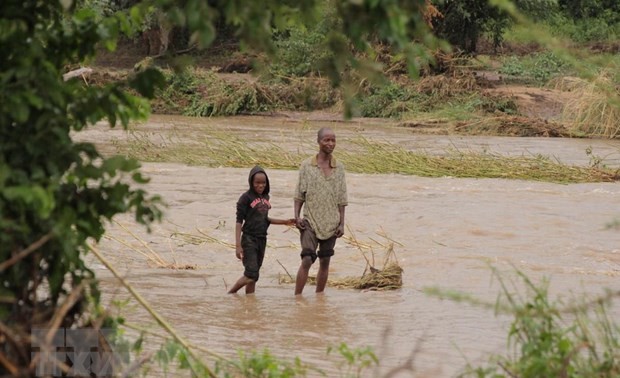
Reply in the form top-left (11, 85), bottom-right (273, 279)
top-left (229, 166), bottom-right (294, 294)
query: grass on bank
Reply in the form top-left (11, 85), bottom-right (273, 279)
top-left (553, 73), bottom-right (620, 139)
top-left (147, 65), bottom-right (524, 120)
top-left (94, 52), bottom-right (620, 139)
top-left (153, 68), bottom-right (340, 116)
top-left (113, 130), bottom-right (619, 184)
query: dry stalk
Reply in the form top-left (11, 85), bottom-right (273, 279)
top-left (0, 321), bottom-right (28, 363)
top-left (276, 259), bottom-right (294, 281)
top-left (26, 285), bottom-right (90, 378)
top-left (104, 234), bottom-right (168, 267)
top-left (0, 350), bottom-right (18, 375)
top-left (115, 222), bottom-right (169, 266)
top-left (0, 232), bottom-right (53, 272)
top-left (171, 228), bottom-right (235, 249)
top-left (45, 283), bottom-right (85, 343)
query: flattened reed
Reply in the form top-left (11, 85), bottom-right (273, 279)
top-left (339, 137), bottom-right (619, 183)
top-left (116, 130), bottom-right (619, 183)
top-left (104, 222), bottom-right (197, 270)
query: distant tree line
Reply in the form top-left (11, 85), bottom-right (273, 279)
top-left (81, 0), bottom-right (620, 56)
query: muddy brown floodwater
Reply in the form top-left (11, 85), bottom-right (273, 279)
top-left (79, 114), bottom-right (620, 377)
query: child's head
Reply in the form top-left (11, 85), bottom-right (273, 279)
top-left (252, 172), bottom-right (267, 195)
top-left (248, 166), bottom-right (270, 196)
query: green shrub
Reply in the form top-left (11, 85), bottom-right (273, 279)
top-left (270, 2), bottom-right (337, 77)
top-left (357, 83), bottom-right (416, 118)
top-left (499, 52), bottom-right (573, 84)
top-left (214, 349), bottom-right (308, 378)
top-left (327, 343), bottom-right (378, 377)
top-left (272, 29), bottom-right (333, 77)
top-left (547, 14), bottom-right (620, 42)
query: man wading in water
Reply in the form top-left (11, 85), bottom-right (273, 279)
top-left (293, 127), bottom-right (348, 295)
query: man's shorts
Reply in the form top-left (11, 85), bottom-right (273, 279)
top-left (241, 233), bottom-right (266, 281)
top-left (299, 219), bottom-right (336, 263)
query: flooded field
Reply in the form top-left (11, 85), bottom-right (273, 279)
top-left (79, 114), bottom-right (620, 377)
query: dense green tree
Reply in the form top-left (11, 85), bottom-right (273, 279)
top-left (0, 1), bottom-right (165, 375)
top-left (433, 0), bottom-right (558, 53)
top-left (558, 0), bottom-right (620, 21)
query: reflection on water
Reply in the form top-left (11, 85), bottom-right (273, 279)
top-left (91, 115), bottom-right (620, 377)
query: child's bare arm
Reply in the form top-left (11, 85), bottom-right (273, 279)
top-left (235, 222), bottom-right (243, 259)
top-left (269, 217), bottom-right (296, 226)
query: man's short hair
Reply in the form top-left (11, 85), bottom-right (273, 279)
top-left (317, 127), bottom-right (334, 141)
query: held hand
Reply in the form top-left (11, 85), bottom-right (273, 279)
top-left (235, 245), bottom-right (244, 260)
top-left (295, 217), bottom-right (306, 230)
top-left (335, 223), bottom-right (344, 238)
top-left (286, 218), bottom-right (296, 226)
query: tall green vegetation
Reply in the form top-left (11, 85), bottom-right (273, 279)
top-left (535, 0), bottom-right (620, 43)
top-left (428, 270), bottom-right (620, 377)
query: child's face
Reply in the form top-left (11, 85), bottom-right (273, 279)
top-left (252, 172), bottom-right (267, 195)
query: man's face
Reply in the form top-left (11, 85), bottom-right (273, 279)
top-left (318, 131), bottom-right (336, 155)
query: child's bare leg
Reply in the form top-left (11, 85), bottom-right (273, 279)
top-left (315, 257), bottom-right (330, 293)
top-left (228, 276), bottom-right (253, 294)
top-left (245, 280), bottom-right (256, 294)
top-left (295, 256), bottom-right (313, 295)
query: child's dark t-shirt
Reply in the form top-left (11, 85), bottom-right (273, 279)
top-left (236, 191), bottom-right (271, 237)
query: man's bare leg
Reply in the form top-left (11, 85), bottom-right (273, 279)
top-left (295, 256), bottom-right (313, 295)
top-left (315, 256), bottom-right (330, 293)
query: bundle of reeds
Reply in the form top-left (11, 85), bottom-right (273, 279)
top-left (278, 242), bottom-right (403, 291)
top-left (330, 261), bottom-right (403, 290)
